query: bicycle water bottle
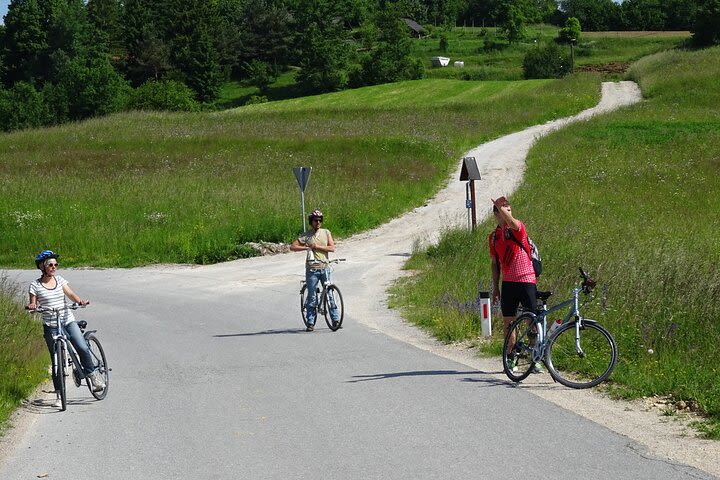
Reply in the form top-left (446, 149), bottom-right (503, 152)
top-left (548, 319), bottom-right (562, 335)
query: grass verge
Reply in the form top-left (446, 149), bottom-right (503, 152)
top-left (0, 276), bottom-right (47, 431)
top-left (389, 46), bottom-right (720, 437)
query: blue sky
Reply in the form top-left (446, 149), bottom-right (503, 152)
top-left (1, 1), bottom-right (9, 24)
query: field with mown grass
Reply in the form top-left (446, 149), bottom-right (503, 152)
top-left (212, 27), bottom-right (689, 106)
top-left (389, 46), bottom-right (720, 437)
top-left (0, 76), bottom-right (600, 268)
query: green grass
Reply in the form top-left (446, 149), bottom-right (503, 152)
top-left (389, 46), bottom-right (720, 437)
top-left (0, 75), bottom-right (600, 267)
top-left (0, 276), bottom-right (48, 431)
top-left (413, 26), bottom-right (689, 81)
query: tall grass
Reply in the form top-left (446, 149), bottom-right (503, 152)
top-left (389, 46), bottom-right (720, 437)
top-left (0, 276), bottom-right (48, 430)
top-left (0, 75), bottom-right (600, 267)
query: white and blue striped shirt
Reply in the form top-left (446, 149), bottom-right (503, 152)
top-left (29, 275), bottom-right (76, 326)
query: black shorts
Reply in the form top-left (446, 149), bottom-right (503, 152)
top-left (500, 281), bottom-right (537, 317)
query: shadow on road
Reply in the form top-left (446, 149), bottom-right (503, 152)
top-left (213, 328), bottom-right (326, 337)
top-left (347, 369), bottom-right (505, 386)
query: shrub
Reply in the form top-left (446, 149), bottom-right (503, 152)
top-left (127, 79), bottom-right (200, 112)
top-left (0, 82), bottom-right (49, 132)
top-left (523, 43), bottom-right (572, 79)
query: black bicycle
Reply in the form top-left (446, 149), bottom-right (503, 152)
top-left (30, 304), bottom-right (109, 410)
top-left (300, 259), bottom-right (345, 331)
top-left (503, 268), bottom-right (617, 389)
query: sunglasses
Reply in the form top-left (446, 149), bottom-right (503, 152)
top-left (46, 263), bottom-right (59, 268)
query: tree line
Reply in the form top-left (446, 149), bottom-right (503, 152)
top-left (0, 0), bottom-right (718, 133)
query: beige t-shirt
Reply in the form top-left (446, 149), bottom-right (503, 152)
top-left (299, 228), bottom-right (331, 270)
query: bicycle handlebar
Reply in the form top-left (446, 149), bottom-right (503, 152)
top-left (26, 303), bottom-right (88, 313)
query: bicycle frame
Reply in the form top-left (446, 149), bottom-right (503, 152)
top-left (522, 285), bottom-right (586, 363)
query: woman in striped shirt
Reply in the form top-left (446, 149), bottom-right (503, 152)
top-left (27, 250), bottom-right (105, 407)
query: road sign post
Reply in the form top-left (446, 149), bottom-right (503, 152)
top-left (293, 167), bottom-right (312, 231)
top-left (459, 157), bottom-right (481, 231)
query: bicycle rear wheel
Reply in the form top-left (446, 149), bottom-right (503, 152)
top-left (546, 320), bottom-right (617, 389)
top-left (54, 340), bottom-right (67, 411)
top-left (323, 285), bottom-right (344, 331)
top-left (502, 314), bottom-right (536, 382)
top-left (86, 334), bottom-right (109, 400)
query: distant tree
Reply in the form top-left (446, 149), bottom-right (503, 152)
top-left (237, 0), bottom-right (295, 78)
top-left (620, 0), bottom-right (666, 30)
top-left (87, 0), bottom-right (123, 54)
top-left (662, 0), bottom-right (698, 30)
top-left (0, 81), bottom-right (49, 131)
top-left (692, 0), bottom-right (720, 46)
top-left (2, 0), bottom-right (48, 86)
top-left (169, 0), bottom-right (223, 102)
top-left (559, 0), bottom-right (620, 31)
top-left (122, 0), bottom-right (169, 85)
top-left (558, 16), bottom-right (581, 44)
top-left (495, 0), bottom-right (536, 42)
top-left (293, 0), bottom-right (356, 93)
top-left (244, 59), bottom-right (275, 93)
top-left (215, 0), bottom-right (245, 78)
top-left (523, 42), bottom-right (572, 79)
top-left (49, 50), bottom-right (130, 120)
top-left (355, 1), bottom-right (424, 86)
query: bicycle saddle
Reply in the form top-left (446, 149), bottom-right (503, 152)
top-left (536, 290), bottom-right (553, 301)
top-left (77, 320), bottom-right (88, 330)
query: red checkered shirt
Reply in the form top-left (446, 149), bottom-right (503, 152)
top-left (489, 222), bottom-right (536, 284)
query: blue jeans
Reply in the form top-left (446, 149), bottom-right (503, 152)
top-left (305, 268), bottom-right (340, 325)
top-left (43, 322), bottom-right (95, 391)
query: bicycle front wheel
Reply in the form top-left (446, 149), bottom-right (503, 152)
top-left (323, 285), bottom-right (344, 331)
top-left (502, 314), bottom-right (537, 382)
top-left (86, 334), bottom-right (109, 400)
top-left (546, 320), bottom-right (617, 389)
top-left (54, 340), bottom-right (67, 411)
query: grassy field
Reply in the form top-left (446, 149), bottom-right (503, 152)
top-left (0, 76), bottom-right (600, 268)
top-left (212, 27), bottom-right (690, 104)
top-left (389, 45), bottom-right (720, 437)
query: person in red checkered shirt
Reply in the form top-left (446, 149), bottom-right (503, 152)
top-left (489, 197), bottom-right (540, 372)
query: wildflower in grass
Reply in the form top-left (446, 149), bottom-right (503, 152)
top-left (145, 212), bottom-right (167, 224)
top-left (11, 211), bottom-right (43, 228)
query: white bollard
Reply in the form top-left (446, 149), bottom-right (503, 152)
top-left (479, 291), bottom-right (492, 337)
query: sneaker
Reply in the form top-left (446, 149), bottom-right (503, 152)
top-left (306, 325), bottom-right (315, 332)
top-left (531, 362), bottom-right (544, 374)
top-left (90, 370), bottom-right (106, 392)
top-left (52, 395), bottom-right (62, 408)
top-left (507, 357), bottom-right (518, 373)
top-left (331, 320), bottom-right (339, 329)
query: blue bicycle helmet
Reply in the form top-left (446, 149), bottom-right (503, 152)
top-left (35, 250), bottom-right (60, 269)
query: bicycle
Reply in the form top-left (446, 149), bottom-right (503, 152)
top-left (300, 259), bottom-right (345, 331)
top-left (502, 268), bottom-right (617, 389)
top-left (29, 303), bottom-right (110, 410)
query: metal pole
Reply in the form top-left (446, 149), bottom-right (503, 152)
top-left (466, 182), bottom-right (471, 230)
top-left (470, 179), bottom-right (477, 231)
top-left (301, 191), bottom-right (306, 231)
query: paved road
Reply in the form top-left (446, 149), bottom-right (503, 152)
top-left (1, 82), bottom-right (715, 479)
